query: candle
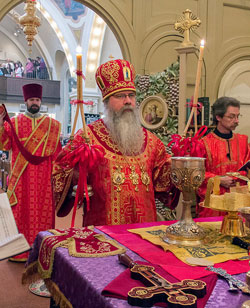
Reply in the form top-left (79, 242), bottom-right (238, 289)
top-left (76, 46), bottom-right (83, 102)
top-left (70, 46), bottom-right (89, 141)
top-left (71, 46), bottom-right (82, 137)
top-left (183, 39), bottom-right (205, 135)
top-left (193, 39), bottom-right (205, 132)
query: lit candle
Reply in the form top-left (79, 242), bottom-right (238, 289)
top-left (183, 39), bottom-right (205, 135)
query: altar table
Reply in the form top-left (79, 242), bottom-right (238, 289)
top-left (25, 218), bottom-right (250, 308)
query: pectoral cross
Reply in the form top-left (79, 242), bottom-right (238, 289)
top-left (119, 254), bottom-right (206, 307)
top-left (174, 9), bottom-right (201, 47)
top-left (32, 136), bottom-right (39, 143)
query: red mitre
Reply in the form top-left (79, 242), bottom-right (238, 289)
top-left (22, 83), bottom-right (43, 101)
top-left (95, 59), bottom-right (136, 99)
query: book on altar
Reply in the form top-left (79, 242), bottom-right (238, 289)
top-left (238, 160), bottom-right (250, 172)
top-left (0, 193), bottom-right (30, 260)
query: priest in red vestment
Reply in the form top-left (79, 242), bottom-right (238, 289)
top-left (0, 83), bottom-right (62, 261)
top-left (53, 59), bottom-right (179, 226)
top-left (197, 96), bottom-right (250, 217)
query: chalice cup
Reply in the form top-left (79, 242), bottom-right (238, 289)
top-left (164, 157), bottom-right (206, 246)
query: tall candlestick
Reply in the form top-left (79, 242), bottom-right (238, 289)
top-left (183, 39), bottom-right (205, 136)
top-left (71, 46), bottom-right (88, 141)
top-left (76, 46), bottom-right (83, 102)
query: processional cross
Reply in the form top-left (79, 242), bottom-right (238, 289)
top-left (119, 254), bottom-right (206, 307)
top-left (175, 9), bottom-right (201, 47)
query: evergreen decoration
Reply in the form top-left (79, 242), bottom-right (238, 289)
top-left (135, 61), bottom-right (180, 221)
top-left (135, 60), bottom-right (179, 150)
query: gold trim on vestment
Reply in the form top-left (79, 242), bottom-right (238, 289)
top-left (42, 117), bottom-right (51, 156)
top-left (54, 168), bottom-right (74, 214)
top-left (7, 116), bottom-right (59, 206)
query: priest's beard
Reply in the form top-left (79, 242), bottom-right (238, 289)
top-left (27, 104), bottom-right (40, 114)
top-left (103, 104), bottom-right (144, 156)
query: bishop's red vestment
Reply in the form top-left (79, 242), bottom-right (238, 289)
top-left (53, 119), bottom-right (178, 226)
top-left (197, 131), bottom-right (250, 217)
top-left (0, 113), bottom-right (61, 260)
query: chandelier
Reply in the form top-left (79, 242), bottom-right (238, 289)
top-left (19, 0), bottom-right (41, 52)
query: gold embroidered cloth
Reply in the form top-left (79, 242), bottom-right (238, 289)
top-left (128, 222), bottom-right (249, 265)
top-left (38, 227), bottom-right (126, 279)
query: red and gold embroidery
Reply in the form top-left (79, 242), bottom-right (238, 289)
top-left (38, 227), bottom-right (126, 279)
top-left (112, 165), bottom-right (125, 192)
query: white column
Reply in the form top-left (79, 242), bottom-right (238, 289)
top-left (175, 46), bottom-right (197, 219)
top-left (175, 46), bottom-right (197, 135)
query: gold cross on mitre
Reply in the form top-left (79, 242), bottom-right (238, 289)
top-left (174, 9), bottom-right (201, 47)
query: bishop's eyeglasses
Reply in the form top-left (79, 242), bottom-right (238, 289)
top-left (112, 93), bottom-right (136, 100)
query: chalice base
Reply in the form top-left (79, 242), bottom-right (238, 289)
top-left (221, 211), bottom-right (246, 237)
top-left (241, 300), bottom-right (250, 308)
top-left (163, 220), bottom-right (206, 246)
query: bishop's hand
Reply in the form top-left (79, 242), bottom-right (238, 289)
top-left (72, 184), bottom-right (94, 208)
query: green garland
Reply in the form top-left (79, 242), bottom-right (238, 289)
top-left (135, 61), bottom-right (179, 148)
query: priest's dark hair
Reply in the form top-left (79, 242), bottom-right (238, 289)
top-left (212, 96), bottom-right (240, 124)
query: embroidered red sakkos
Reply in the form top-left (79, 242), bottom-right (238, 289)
top-left (0, 113), bottom-right (62, 260)
top-left (197, 132), bottom-right (250, 217)
top-left (53, 119), bottom-right (178, 226)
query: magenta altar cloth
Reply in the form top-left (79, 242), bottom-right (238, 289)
top-left (26, 218), bottom-right (250, 308)
top-left (97, 217), bottom-right (249, 278)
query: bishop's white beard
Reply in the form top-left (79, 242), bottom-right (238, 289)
top-left (103, 104), bottom-right (145, 156)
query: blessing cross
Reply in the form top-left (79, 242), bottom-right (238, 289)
top-left (119, 254), bottom-right (206, 307)
top-left (174, 9), bottom-right (201, 47)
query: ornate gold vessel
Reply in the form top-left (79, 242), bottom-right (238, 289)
top-left (200, 177), bottom-right (250, 237)
top-left (220, 211), bottom-right (246, 237)
top-left (164, 157), bottom-right (206, 246)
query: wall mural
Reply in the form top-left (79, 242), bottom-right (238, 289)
top-left (53, 0), bottom-right (86, 20)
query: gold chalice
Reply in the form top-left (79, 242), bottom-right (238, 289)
top-left (164, 157), bottom-right (206, 246)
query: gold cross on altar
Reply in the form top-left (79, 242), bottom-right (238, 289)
top-left (174, 9), bottom-right (201, 47)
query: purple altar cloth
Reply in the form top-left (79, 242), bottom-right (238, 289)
top-left (26, 229), bottom-right (250, 308)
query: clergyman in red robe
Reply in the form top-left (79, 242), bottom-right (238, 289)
top-left (53, 59), bottom-right (179, 226)
top-left (0, 83), bottom-right (62, 261)
top-left (197, 96), bottom-right (250, 217)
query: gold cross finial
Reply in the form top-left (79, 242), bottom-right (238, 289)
top-left (174, 9), bottom-right (201, 47)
